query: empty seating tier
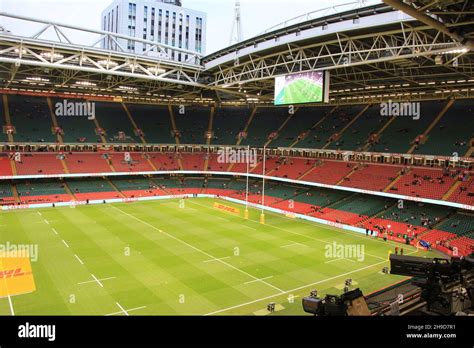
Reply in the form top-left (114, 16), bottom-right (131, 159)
top-left (390, 168), bottom-right (455, 200)
top-left (173, 106), bottom-right (210, 144)
top-left (126, 104), bottom-right (174, 143)
top-left (15, 153), bottom-right (65, 175)
top-left (95, 102), bottom-right (138, 143)
top-left (53, 97), bottom-right (100, 143)
top-left (413, 99), bottom-right (474, 156)
top-left (340, 164), bottom-right (401, 192)
top-left (8, 95), bottom-right (56, 143)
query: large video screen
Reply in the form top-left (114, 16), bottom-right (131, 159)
top-left (274, 71), bottom-right (328, 105)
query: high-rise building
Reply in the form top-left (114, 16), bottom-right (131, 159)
top-left (101, 0), bottom-right (206, 63)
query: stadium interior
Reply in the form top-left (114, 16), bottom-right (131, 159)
top-left (0, 0), bottom-right (473, 317)
top-left (1, 95), bottom-right (472, 257)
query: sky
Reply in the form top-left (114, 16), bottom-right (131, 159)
top-left (0, 0), bottom-right (380, 54)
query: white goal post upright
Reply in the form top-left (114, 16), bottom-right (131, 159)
top-left (260, 146), bottom-right (266, 224)
top-left (244, 145), bottom-right (250, 220)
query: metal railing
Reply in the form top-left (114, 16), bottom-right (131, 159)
top-left (258, 0), bottom-right (380, 35)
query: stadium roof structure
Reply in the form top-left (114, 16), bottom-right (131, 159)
top-left (0, 0), bottom-right (473, 105)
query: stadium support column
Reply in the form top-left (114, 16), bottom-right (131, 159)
top-left (260, 146), bottom-right (266, 225)
top-left (244, 145), bottom-right (249, 220)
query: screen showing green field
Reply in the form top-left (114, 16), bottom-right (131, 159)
top-left (274, 71), bottom-right (324, 105)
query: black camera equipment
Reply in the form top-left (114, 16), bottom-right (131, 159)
top-left (302, 288), bottom-right (371, 316)
top-left (389, 253), bottom-right (474, 315)
top-left (302, 254), bottom-right (474, 316)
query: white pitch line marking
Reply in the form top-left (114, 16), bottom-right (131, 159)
top-left (110, 205), bottom-right (285, 294)
top-left (244, 276), bottom-right (273, 285)
top-left (280, 242), bottom-right (305, 248)
top-left (105, 305), bottom-right (147, 316)
top-left (281, 243), bottom-right (298, 248)
top-left (74, 254), bottom-right (84, 265)
top-left (325, 258), bottom-right (343, 264)
top-left (324, 257), bottom-right (356, 264)
top-left (241, 225), bottom-right (257, 230)
top-left (43, 219), bottom-right (49, 225)
top-left (91, 274), bottom-right (104, 288)
top-left (78, 276), bottom-right (116, 286)
top-left (203, 256), bottom-right (231, 263)
top-left (8, 295), bottom-right (14, 316)
top-left (61, 240), bottom-right (70, 248)
top-left (115, 302), bottom-right (129, 316)
top-left (37, 211), bottom-right (42, 216)
top-left (52, 228), bottom-right (58, 235)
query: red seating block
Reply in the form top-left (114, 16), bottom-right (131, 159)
top-left (303, 160), bottom-right (354, 185)
top-left (340, 164), bottom-right (401, 191)
top-left (66, 153), bottom-right (112, 174)
top-left (16, 154), bottom-right (65, 175)
top-left (0, 157), bottom-right (13, 176)
top-left (110, 153), bottom-right (154, 172)
top-left (392, 168), bottom-right (455, 200)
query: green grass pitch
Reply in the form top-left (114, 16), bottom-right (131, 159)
top-left (0, 197), bottom-right (435, 316)
top-left (275, 78), bottom-right (323, 105)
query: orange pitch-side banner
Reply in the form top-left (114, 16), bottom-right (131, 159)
top-left (0, 253), bottom-right (36, 298)
top-left (213, 202), bottom-right (240, 215)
